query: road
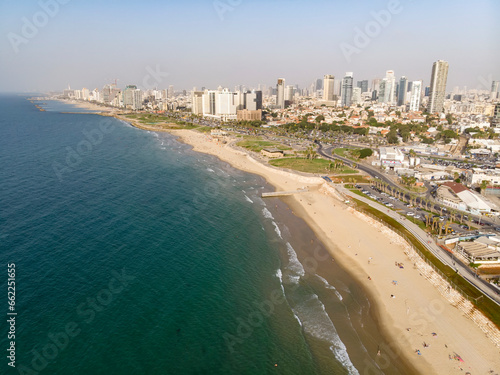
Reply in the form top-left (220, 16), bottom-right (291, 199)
top-left (316, 141), bottom-right (397, 188)
top-left (337, 185), bottom-right (500, 306)
top-left (316, 141), bottom-right (498, 229)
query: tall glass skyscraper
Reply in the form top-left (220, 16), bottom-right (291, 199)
top-left (397, 76), bottom-right (408, 106)
top-left (341, 72), bottom-right (353, 107)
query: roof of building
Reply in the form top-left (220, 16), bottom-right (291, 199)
top-left (459, 241), bottom-right (500, 259)
top-left (442, 181), bottom-right (469, 194)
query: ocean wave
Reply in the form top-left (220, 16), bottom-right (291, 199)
top-left (275, 269), bottom-right (286, 296)
top-left (244, 195), bottom-right (253, 204)
top-left (293, 312), bottom-right (303, 327)
top-left (207, 168), bottom-right (215, 173)
top-left (316, 275), bottom-right (343, 301)
top-left (293, 294), bottom-right (359, 375)
top-left (272, 222), bottom-right (282, 239)
top-left (286, 242), bottom-right (305, 278)
top-left (262, 207), bottom-right (274, 220)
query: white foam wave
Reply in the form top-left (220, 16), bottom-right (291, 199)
top-left (207, 168), bottom-right (215, 173)
top-left (272, 222), bottom-right (282, 239)
top-left (275, 269), bottom-right (286, 296)
top-left (293, 312), bottom-right (303, 327)
top-left (316, 275), bottom-right (343, 301)
top-left (286, 242), bottom-right (305, 278)
top-left (262, 207), bottom-right (274, 220)
top-left (244, 195), bottom-right (253, 203)
top-left (293, 294), bottom-right (359, 375)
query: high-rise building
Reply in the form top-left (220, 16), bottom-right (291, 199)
top-left (168, 85), bottom-right (175, 98)
top-left (491, 81), bottom-right (499, 100)
top-left (357, 80), bottom-right (368, 93)
top-left (371, 78), bottom-right (381, 93)
top-left (244, 90), bottom-right (262, 111)
top-left (316, 78), bottom-right (323, 91)
top-left (384, 70), bottom-right (396, 104)
top-left (323, 75), bottom-right (335, 101)
top-left (192, 91), bottom-right (204, 115)
top-left (351, 87), bottom-right (362, 105)
top-left (285, 85), bottom-right (294, 103)
top-left (491, 103), bottom-right (500, 128)
top-left (123, 85), bottom-right (138, 108)
top-left (341, 72), bottom-right (353, 107)
top-left (202, 90), bottom-right (216, 116)
top-left (397, 76), bottom-right (408, 106)
top-left (427, 60), bottom-right (449, 113)
top-left (409, 81), bottom-right (422, 112)
top-left (378, 80), bottom-right (387, 103)
top-left (276, 78), bottom-right (285, 109)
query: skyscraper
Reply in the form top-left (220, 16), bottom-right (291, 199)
top-left (491, 81), bottom-right (499, 100)
top-left (357, 80), bottom-right (368, 93)
top-left (427, 60), bottom-right (449, 113)
top-left (285, 85), bottom-right (294, 103)
top-left (397, 76), bottom-right (408, 106)
top-left (276, 78), bottom-right (285, 109)
top-left (316, 78), bottom-right (323, 91)
top-left (378, 80), bottom-right (387, 103)
top-left (323, 75), bottom-right (335, 101)
top-left (352, 87), bottom-right (362, 105)
top-left (409, 81), bottom-right (422, 112)
top-left (341, 72), bottom-right (353, 107)
top-left (384, 70), bottom-right (396, 104)
top-left (244, 90), bottom-right (262, 111)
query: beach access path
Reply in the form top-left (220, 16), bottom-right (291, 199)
top-left (337, 185), bottom-right (500, 307)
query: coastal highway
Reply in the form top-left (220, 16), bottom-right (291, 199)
top-left (316, 141), bottom-right (398, 189)
top-left (316, 141), bottom-right (498, 229)
top-left (337, 185), bottom-right (500, 307)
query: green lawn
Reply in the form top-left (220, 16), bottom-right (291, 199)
top-left (333, 148), bottom-right (350, 157)
top-left (237, 138), bottom-right (291, 152)
top-left (269, 158), bottom-right (335, 173)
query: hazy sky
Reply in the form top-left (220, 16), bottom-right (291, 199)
top-left (0, 0), bottom-right (499, 92)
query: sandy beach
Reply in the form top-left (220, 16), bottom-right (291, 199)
top-left (50, 99), bottom-right (500, 373)
top-left (166, 128), bottom-right (500, 374)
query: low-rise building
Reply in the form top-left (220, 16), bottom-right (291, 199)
top-left (455, 241), bottom-right (500, 264)
top-left (436, 181), bottom-right (496, 214)
top-left (261, 148), bottom-right (284, 158)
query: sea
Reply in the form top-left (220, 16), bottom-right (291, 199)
top-left (0, 95), bottom-right (414, 374)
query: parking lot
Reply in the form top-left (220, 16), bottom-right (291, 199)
top-left (353, 183), bottom-right (487, 235)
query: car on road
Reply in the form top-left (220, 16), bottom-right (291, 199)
top-left (406, 212), bottom-right (414, 216)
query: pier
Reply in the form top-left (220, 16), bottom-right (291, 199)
top-left (261, 189), bottom-right (309, 198)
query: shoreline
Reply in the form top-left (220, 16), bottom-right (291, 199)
top-left (163, 128), bottom-right (500, 374)
top-left (51, 100), bottom-right (500, 373)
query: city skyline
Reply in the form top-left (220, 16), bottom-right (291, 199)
top-left (0, 0), bottom-right (499, 92)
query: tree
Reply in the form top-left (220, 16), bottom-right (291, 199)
top-left (315, 115), bottom-right (325, 124)
top-left (480, 180), bottom-right (488, 194)
top-left (387, 129), bottom-right (399, 144)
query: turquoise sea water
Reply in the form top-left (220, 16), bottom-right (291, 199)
top-left (0, 96), bottom-right (412, 374)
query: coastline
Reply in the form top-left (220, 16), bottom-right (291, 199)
top-left (164, 128), bottom-right (500, 374)
top-left (51, 100), bottom-right (500, 373)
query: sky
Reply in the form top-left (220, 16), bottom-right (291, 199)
top-left (0, 0), bottom-right (499, 93)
